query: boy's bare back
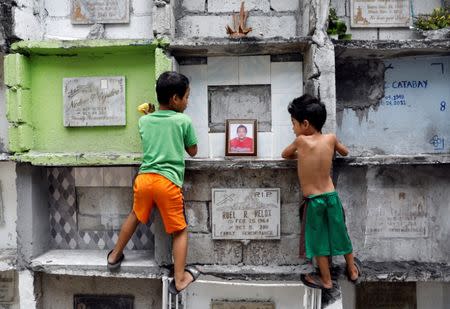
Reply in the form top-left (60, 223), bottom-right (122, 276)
top-left (294, 133), bottom-right (348, 196)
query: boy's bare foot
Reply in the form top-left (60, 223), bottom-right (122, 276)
top-left (107, 249), bottom-right (125, 271)
top-left (347, 263), bottom-right (359, 281)
top-left (301, 273), bottom-right (333, 290)
top-left (346, 258), bottom-right (362, 283)
top-left (169, 266), bottom-right (201, 295)
top-left (175, 270), bottom-right (195, 291)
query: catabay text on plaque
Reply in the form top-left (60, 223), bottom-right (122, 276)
top-left (212, 188), bottom-right (280, 240)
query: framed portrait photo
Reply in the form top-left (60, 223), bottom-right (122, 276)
top-left (225, 119), bottom-right (257, 156)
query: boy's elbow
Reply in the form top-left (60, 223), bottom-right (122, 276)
top-left (186, 145), bottom-right (198, 157)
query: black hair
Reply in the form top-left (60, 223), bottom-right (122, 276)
top-left (288, 94), bottom-right (326, 131)
top-left (236, 125), bottom-right (247, 133)
top-left (156, 71), bottom-right (190, 105)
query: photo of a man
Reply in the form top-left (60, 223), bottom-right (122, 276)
top-left (229, 124), bottom-right (254, 153)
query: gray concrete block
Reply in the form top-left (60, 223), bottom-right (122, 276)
top-left (209, 85), bottom-right (272, 132)
top-left (187, 233), bottom-right (243, 264)
top-left (280, 203), bottom-right (300, 235)
top-left (270, 0), bottom-right (299, 12)
top-left (412, 0), bottom-right (442, 15)
top-left (378, 29), bottom-right (421, 40)
top-left (184, 169), bottom-right (300, 203)
top-left (330, 0), bottom-right (347, 17)
top-left (242, 235), bottom-right (302, 265)
top-left (340, 165), bottom-right (450, 263)
top-left (176, 15), bottom-right (297, 38)
top-left (185, 201), bottom-right (209, 233)
top-left (208, 0), bottom-right (270, 13)
top-left (181, 0), bottom-right (205, 11)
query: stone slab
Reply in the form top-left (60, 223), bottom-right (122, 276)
top-left (212, 188), bottom-right (280, 240)
top-left (0, 270), bottom-right (15, 303)
top-left (208, 85), bottom-right (271, 132)
top-left (212, 301), bottom-right (274, 309)
top-left (63, 76), bottom-right (126, 127)
top-left (350, 0), bottom-right (411, 28)
top-left (71, 0), bottom-right (130, 24)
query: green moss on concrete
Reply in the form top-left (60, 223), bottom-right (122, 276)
top-left (11, 39), bottom-right (158, 56)
top-left (13, 151), bottom-right (143, 166)
top-left (155, 47), bottom-right (173, 80)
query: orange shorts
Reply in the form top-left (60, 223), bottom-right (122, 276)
top-left (133, 173), bottom-right (187, 234)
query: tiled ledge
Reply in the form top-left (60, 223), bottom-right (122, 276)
top-left (0, 249), bottom-right (17, 271)
top-left (169, 36), bottom-right (312, 57)
top-left (31, 250), bottom-right (165, 279)
top-left (334, 39), bottom-right (450, 59)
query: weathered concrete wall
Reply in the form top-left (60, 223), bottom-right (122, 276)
top-left (175, 0), bottom-right (305, 38)
top-left (330, 0), bottom-right (442, 40)
top-left (337, 56), bottom-right (450, 156)
top-left (0, 162), bottom-right (17, 249)
top-left (183, 169), bottom-right (303, 266)
top-left (13, 0), bottom-right (154, 40)
top-left (337, 165), bottom-right (450, 263)
top-left (15, 164), bottom-right (49, 265)
top-left (40, 274), bottom-right (162, 309)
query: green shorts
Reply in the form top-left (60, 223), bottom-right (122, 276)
top-left (304, 191), bottom-right (353, 259)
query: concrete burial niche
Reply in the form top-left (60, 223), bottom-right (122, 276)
top-left (4, 40), bottom-right (173, 165)
top-left (337, 56), bottom-right (450, 156)
top-left (179, 54), bottom-right (304, 158)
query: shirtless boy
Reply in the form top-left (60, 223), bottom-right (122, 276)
top-left (281, 94), bottom-right (361, 290)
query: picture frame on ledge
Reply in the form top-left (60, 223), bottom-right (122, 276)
top-left (225, 119), bottom-right (257, 156)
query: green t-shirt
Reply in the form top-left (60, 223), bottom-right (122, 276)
top-left (138, 110), bottom-right (197, 187)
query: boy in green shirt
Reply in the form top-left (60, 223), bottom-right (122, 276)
top-left (107, 72), bottom-right (200, 295)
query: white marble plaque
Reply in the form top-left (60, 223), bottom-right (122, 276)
top-left (212, 188), bottom-right (280, 240)
top-left (63, 76), bottom-right (126, 127)
top-left (365, 189), bottom-right (428, 238)
top-left (0, 271), bottom-right (15, 303)
top-left (351, 0), bottom-right (411, 28)
top-left (212, 301), bottom-right (275, 309)
top-left (71, 0), bottom-right (130, 24)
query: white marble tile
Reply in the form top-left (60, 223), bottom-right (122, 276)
top-left (271, 62), bottom-right (303, 94)
top-left (74, 168), bottom-right (103, 187)
top-left (207, 57), bottom-right (239, 86)
top-left (256, 132), bottom-right (273, 158)
top-left (184, 94), bottom-right (208, 128)
top-left (186, 126), bottom-right (209, 159)
top-left (209, 133), bottom-right (226, 158)
top-left (273, 125), bottom-right (296, 158)
top-left (238, 55), bottom-right (271, 85)
top-left (179, 65), bottom-right (208, 97)
top-left (103, 167), bottom-right (134, 187)
top-left (180, 65), bottom-right (208, 128)
top-left (172, 57), bottom-right (179, 72)
top-left (272, 92), bottom-right (302, 126)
